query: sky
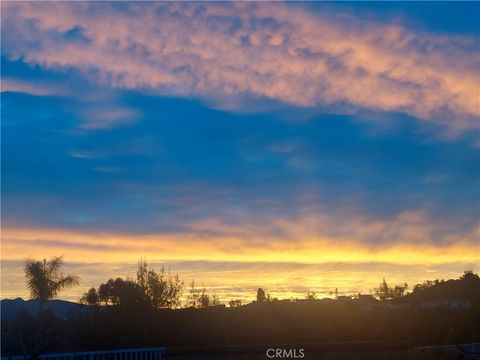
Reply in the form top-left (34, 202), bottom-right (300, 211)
top-left (1, 1), bottom-right (479, 303)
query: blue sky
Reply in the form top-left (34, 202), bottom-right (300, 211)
top-left (2, 77), bottom-right (478, 239)
top-left (1, 1), bottom-right (479, 300)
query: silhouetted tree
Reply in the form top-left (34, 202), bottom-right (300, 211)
top-left (79, 287), bottom-right (100, 306)
top-left (198, 287), bottom-right (210, 308)
top-left (137, 259), bottom-right (184, 309)
top-left (24, 256), bottom-right (79, 316)
top-left (82, 259), bottom-right (184, 310)
top-left (20, 257), bottom-right (78, 359)
top-left (186, 281), bottom-right (219, 308)
top-left (187, 281), bottom-right (210, 309)
top-left (391, 283), bottom-right (408, 298)
top-left (329, 288), bottom-right (338, 299)
top-left (256, 288), bottom-right (278, 302)
top-left (95, 278), bottom-right (148, 308)
top-left (373, 278), bottom-right (408, 301)
top-left (460, 270), bottom-right (479, 281)
top-left (265, 294), bottom-right (278, 302)
top-left (229, 299), bottom-right (243, 307)
top-left (305, 292), bottom-right (317, 300)
top-left (210, 293), bottom-right (221, 306)
top-left (257, 288), bottom-right (266, 302)
top-left (374, 278), bottom-right (390, 301)
top-left (186, 281), bottom-right (200, 308)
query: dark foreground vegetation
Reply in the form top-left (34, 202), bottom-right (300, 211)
top-left (2, 295), bottom-right (479, 358)
top-left (1, 257), bottom-right (479, 359)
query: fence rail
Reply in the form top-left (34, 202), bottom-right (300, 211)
top-left (2, 347), bottom-right (165, 360)
top-left (415, 343), bottom-right (480, 360)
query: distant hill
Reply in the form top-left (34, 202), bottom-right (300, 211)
top-left (393, 273), bottom-right (480, 304)
top-left (1, 298), bottom-right (87, 319)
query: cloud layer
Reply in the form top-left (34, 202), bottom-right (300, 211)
top-left (2, 2), bottom-right (479, 302)
top-left (2, 2), bottom-right (478, 129)
top-left (3, 212), bottom-right (478, 266)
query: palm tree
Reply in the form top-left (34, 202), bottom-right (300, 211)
top-left (24, 256), bottom-right (79, 316)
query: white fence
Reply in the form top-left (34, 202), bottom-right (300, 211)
top-left (415, 343), bottom-right (480, 360)
top-left (2, 347), bottom-right (165, 360)
top-left (457, 343), bottom-right (480, 360)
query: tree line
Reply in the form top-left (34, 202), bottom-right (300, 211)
top-left (23, 256), bottom-right (479, 311)
top-left (79, 259), bottom-right (226, 309)
top-left (4, 256), bottom-right (478, 359)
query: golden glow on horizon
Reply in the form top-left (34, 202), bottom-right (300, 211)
top-left (3, 212), bottom-right (478, 301)
top-left (2, 225), bottom-right (478, 266)
top-left (2, 222), bottom-right (478, 302)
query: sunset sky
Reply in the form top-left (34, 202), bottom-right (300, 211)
top-left (1, 2), bottom-right (479, 302)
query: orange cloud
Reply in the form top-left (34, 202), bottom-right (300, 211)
top-left (2, 211), bottom-right (478, 266)
top-left (3, 210), bottom-right (478, 301)
top-left (2, 2), bottom-right (478, 129)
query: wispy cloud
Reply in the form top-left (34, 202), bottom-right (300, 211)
top-left (81, 105), bottom-right (140, 129)
top-left (1, 78), bottom-right (62, 96)
top-left (2, 2), bottom-right (478, 130)
top-left (3, 209), bottom-right (478, 267)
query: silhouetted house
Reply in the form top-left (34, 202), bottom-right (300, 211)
top-left (447, 299), bottom-right (470, 309)
top-left (337, 296), bottom-right (352, 302)
top-left (385, 302), bottom-right (410, 310)
top-left (211, 304), bottom-right (226, 308)
top-left (295, 298), bottom-right (317, 304)
top-left (356, 295), bottom-right (379, 311)
top-left (357, 295), bottom-right (377, 303)
top-left (420, 300), bottom-right (442, 308)
top-left (319, 298), bottom-right (334, 304)
top-left (420, 299), bottom-right (471, 309)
